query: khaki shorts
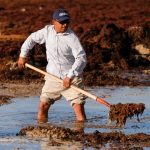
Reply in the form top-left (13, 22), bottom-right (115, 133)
top-left (40, 76), bottom-right (86, 106)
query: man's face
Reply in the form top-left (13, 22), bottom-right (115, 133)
top-left (53, 19), bottom-right (70, 33)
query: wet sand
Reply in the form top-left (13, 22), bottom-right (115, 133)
top-left (0, 82), bottom-right (43, 98)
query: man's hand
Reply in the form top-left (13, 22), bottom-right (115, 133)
top-left (63, 77), bottom-right (71, 88)
top-left (18, 57), bottom-right (26, 69)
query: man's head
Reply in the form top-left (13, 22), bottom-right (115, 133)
top-left (53, 9), bottom-right (70, 22)
top-left (52, 9), bottom-right (70, 33)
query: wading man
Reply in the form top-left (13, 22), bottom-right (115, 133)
top-left (18, 9), bottom-right (87, 123)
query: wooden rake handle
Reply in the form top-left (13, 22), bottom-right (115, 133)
top-left (25, 63), bottom-right (111, 108)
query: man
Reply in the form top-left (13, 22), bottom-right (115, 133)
top-left (18, 9), bottom-right (87, 123)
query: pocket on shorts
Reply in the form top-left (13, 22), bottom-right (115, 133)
top-left (71, 76), bottom-right (83, 88)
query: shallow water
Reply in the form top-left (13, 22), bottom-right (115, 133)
top-left (0, 86), bottom-right (150, 149)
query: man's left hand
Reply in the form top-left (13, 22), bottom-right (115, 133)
top-left (63, 77), bottom-right (71, 88)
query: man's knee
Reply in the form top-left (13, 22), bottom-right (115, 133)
top-left (40, 97), bottom-right (55, 106)
top-left (39, 98), bottom-right (54, 112)
top-left (72, 103), bottom-right (85, 110)
top-left (70, 98), bottom-right (85, 107)
top-left (37, 100), bottom-right (52, 123)
top-left (39, 101), bottom-right (50, 110)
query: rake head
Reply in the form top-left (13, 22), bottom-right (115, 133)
top-left (108, 103), bottom-right (145, 127)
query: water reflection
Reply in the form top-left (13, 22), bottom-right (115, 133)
top-left (0, 86), bottom-right (150, 149)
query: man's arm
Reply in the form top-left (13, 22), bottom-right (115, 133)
top-left (18, 27), bottom-right (47, 69)
top-left (63, 34), bottom-right (87, 88)
top-left (67, 35), bottom-right (87, 79)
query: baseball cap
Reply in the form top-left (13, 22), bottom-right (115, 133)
top-left (52, 9), bottom-right (70, 22)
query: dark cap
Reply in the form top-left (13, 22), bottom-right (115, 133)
top-left (52, 9), bottom-right (70, 22)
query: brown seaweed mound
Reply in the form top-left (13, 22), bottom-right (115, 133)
top-left (18, 124), bottom-right (80, 140)
top-left (0, 0), bottom-right (150, 86)
top-left (18, 124), bottom-right (150, 148)
top-left (109, 103), bottom-right (145, 127)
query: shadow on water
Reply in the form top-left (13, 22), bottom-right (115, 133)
top-left (0, 86), bottom-right (150, 149)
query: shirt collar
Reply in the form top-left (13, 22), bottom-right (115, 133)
top-left (52, 25), bottom-right (70, 35)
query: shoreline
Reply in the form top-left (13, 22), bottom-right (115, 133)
top-left (0, 74), bottom-right (150, 106)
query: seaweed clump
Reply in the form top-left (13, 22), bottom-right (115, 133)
top-left (109, 103), bottom-right (145, 127)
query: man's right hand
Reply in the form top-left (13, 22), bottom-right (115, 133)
top-left (18, 57), bottom-right (26, 69)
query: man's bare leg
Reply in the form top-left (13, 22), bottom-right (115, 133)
top-left (37, 101), bottom-right (51, 123)
top-left (73, 103), bottom-right (86, 121)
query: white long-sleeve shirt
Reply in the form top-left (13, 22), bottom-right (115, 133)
top-left (20, 25), bottom-right (87, 79)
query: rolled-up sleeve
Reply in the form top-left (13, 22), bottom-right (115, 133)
top-left (67, 35), bottom-right (87, 79)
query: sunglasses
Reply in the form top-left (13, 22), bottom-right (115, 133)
top-left (58, 20), bottom-right (70, 25)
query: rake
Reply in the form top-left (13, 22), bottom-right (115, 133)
top-left (25, 63), bottom-right (145, 127)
